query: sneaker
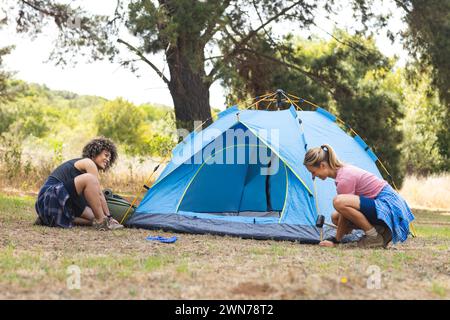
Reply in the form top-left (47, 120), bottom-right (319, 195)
top-left (107, 216), bottom-right (124, 230)
top-left (357, 233), bottom-right (385, 248)
top-left (93, 218), bottom-right (124, 231)
top-left (93, 218), bottom-right (109, 231)
top-left (375, 225), bottom-right (392, 248)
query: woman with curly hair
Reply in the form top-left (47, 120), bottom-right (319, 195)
top-left (35, 137), bottom-right (123, 230)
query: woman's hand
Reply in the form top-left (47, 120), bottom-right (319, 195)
top-left (319, 240), bottom-right (335, 247)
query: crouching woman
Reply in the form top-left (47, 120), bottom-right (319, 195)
top-left (303, 144), bottom-right (415, 248)
top-left (35, 137), bottom-right (123, 231)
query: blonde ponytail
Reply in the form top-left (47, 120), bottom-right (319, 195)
top-left (303, 144), bottom-right (343, 170)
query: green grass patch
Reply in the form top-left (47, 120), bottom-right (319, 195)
top-left (391, 252), bottom-right (416, 270)
top-left (142, 255), bottom-right (174, 272)
top-left (247, 243), bottom-right (293, 257)
top-left (0, 193), bottom-right (35, 223)
top-left (365, 248), bottom-right (417, 271)
top-left (431, 282), bottom-right (447, 298)
top-left (0, 245), bottom-right (42, 271)
top-left (128, 288), bottom-right (138, 297)
top-left (247, 247), bottom-right (268, 256)
top-left (61, 254), bottom-right (141, 280)
top-left (0, 193), bottom-right (35, 210)
top-left (416, 225), bottom-right (450, 238)
top-left (434, 244), bottom-right (449, 251)
top-left (270, 244), bottom-right (286, 256)
top-left (0, 246), bottom-right (50, 287)
top-left (367, 250), bottom-right (389, 268)
top-left (0, 192), bottom-right (449, 299)
top-left (176, 261), bottom-right (189, 275)
top-left (80, 255), bottom-right (136, 269)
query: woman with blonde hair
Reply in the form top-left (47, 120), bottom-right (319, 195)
top-left (303, 144), bottom-right (414, 248)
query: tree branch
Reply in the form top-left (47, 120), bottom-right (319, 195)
top-left (207, 0), bottom-right (304, 81)
top-left (241, 47), bottom-right (336, 96)
top-left (311, 21), bottom-right (373, 63)
top-left (252, 0), bottom-right (278, 51)
top-left (393, 0), bottom-right (412, 14)
top-left (107, 0), bottom-right (123, 26)
top-left (199, 0), bottom-right (231, 45)
top-left (205, 55), bottom-right (225, 61)
top-left (20, 0), bottom-right (54, 16)
top-left (117, 38), bottom-right (170, 85)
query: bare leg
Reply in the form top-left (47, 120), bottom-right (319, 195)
top-left (331, 211), bottom-right (339, 226)
top-left (336, 214), bottom-right (355, 241)
top-left (73, 206), bottom-right (95, 226)
top-left (100, 193), bottom-right (110, 216)
top-left (332, 211), bottom-right (355, 241)
top-left (333, 195), bottom-right (373, 232)
top-left (74, 173), bottom-right (107, 224)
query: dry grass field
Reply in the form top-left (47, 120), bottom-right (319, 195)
top-left (0, 174), bottom-right (448, 300)
top-left (401, 174), bottom-right (450, 210)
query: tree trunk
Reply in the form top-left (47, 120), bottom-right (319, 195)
top-left (166, 45), bottom-right (212, 133)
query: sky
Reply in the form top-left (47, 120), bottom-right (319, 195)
top-left (0, 0), bottom-right (408, 110)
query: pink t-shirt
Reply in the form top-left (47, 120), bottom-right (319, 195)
top-left (335, 164), bottom-right (388, 198)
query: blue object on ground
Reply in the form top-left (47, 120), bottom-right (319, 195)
top-left (146, 235), bottom-right (178, 243)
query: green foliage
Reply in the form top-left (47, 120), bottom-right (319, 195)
top-left (0, 132), bottom-right (22, 180)
top-left (222, 30), bottom-right (408, 185)
top-left (436, 114), bottom-right (450, 171)
top-left (395, 0), bottom-right (450, 170)
top-left (48, 139), bottom-right (64, 165)
top-left (400, 0), bottom-right (450, 107)
top-left (0, 105), bottom-right (16, 135)
top-left (4, 0), bottom-right (323, 128)
top-left (140, 103), bottom-right (173, 122)
top-left (316, 32), bottom-right (404, 184)
top-left (0, 31), bottom-right (16, 130)
top-left (95, 98), bottom-right (176, 157)
top-left (0, 79), bottom-right (175, 187)
top-left (1, 81), bottom-right (102, 140)
top-left (336, 79), bottom-right (404, 185)
top-left (95, 98), bottom-right (146, 145)
top-left (0, 47), bottom-right (14, 104)
top-left (397, 67), bottom-right (449, 174)
top-left (10, 104), bottom-right (50, 139)
top-left (225, 29), bottom-right (449, 179)
top-left (0, 17), bottom-right (15, 104)
top-left (4, 0), bottom-right (449, 135)
top-left (125, 131), bottom-right (176, 159)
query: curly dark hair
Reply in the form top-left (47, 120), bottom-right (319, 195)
top-left (82, 137), bottom-right (118, 171)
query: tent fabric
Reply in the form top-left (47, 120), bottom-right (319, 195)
top-left (153, 106), bottom-right (241, 187)
top-left (127, 107), bottom-right (382, 243)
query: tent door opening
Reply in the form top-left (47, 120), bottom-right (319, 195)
top-left (177, 139), bottom-right (288, 217)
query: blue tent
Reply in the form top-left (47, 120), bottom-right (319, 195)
top-left (127, 105), bottom-right (382, 243)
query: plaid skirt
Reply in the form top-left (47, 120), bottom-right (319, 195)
top-left (35, 177), bottom-right (74, 228)
top-left (374, 185), bottom-right (415, 244)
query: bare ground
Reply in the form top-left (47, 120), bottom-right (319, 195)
top-left (0, 193), bottom-right (449, 300)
